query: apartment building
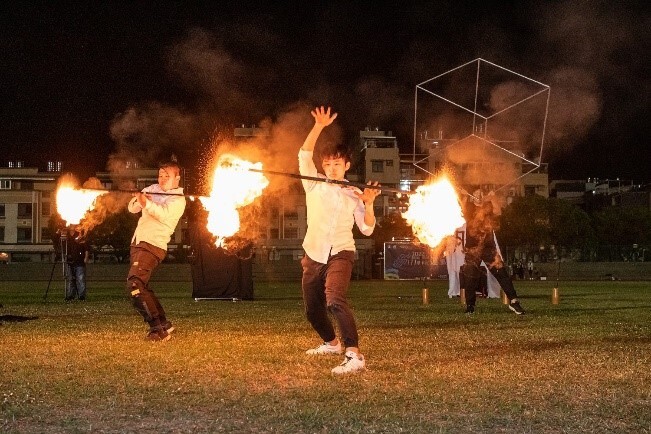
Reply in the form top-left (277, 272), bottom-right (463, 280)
top-left (0, 163), bottom-right (59, 262)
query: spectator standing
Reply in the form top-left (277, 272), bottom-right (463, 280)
top-left (64, 226), bottom-right (90, 301)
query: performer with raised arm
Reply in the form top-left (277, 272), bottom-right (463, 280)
top-left (299, 106), bottom-right (380, 374)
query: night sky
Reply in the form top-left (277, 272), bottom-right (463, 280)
top-left (1, 2), bottom-right (649, 187)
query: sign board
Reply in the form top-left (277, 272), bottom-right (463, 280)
top-left (383, 242), bottom-right (446, 280)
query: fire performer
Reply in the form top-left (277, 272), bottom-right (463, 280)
top-left (126, 160), bottom-right (186, 341)
top-left (460, 189), bottom-right (525, 315)
top-left (299, 106), bottom-right (380, 374)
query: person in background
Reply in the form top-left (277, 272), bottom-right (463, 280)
top-left (126, 160), bottom-right (186, 341)
top-left (64, 226), bottom-right (90, 301)
top-left (298, 106), bottom-right (380, 374)
top-left (527, 259), bottom-right (534, 280)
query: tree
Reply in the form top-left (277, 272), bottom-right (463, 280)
top-left (368, 213), bottom-right (414, 251)
top-left (592, 206), bottom-right (651, 261)
top-left (499, 195), bottom-right (549, 261)
top-left (547, 198), bottom-right (596, 260)
top-left (87, 210), bottom-right (138, 263)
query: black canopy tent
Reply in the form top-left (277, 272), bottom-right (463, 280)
top-left (188, 204), bottom-right (254, 301)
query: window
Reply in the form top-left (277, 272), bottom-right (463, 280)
top-left (17, 228), bottom-right (32, 243)
top-left (0, 180), bottom-right (11, 189)
top-left (18, 203), bottom-right (32, 219)
top-left (0, 226), bottom-right (4, 241)
top-left (284, 211), bottom-right (298, 220)
top-left (41, 227), bottom-right (51, 241)
top-left (371, 160), bottom-right (384, 173)
top-left (284, 227), bottom-right (299, 239)
top-left (42, 202), bottom-right (51, 216)
top-left (0, 204), bottom-right (4, 218)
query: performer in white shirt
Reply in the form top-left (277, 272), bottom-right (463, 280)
top-left (299, 106), bottom-right (380, 374)
top-left (126, 161), bottom-right (186, 341)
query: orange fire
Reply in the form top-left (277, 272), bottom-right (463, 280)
top-left (402, 175), bottom-right (466, 248)
top-left (56, 182), bottom-right (107, 226)
top-left (199, 154), bottom-right (269, 247)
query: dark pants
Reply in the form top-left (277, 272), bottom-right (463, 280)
top-left (126, 242), bottom-right (167, 330)
top-left (301, 251), bottom-right (358, 348)
top-left (65, 264), bottom-right (87, 300)
top-left (462, 246), bottom-right (518, 308)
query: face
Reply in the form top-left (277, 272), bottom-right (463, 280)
top-left (321, 157), bottom-right (350, 181)
top-left (158, 167), bottom-right (180, 191)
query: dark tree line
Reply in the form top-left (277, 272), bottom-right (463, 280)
top-left (499, 195), bottom-right (651, 262)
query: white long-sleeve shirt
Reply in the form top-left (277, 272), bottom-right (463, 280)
top-left (128, 184), bottom-right (186, 251)
top-left (298, 149), bottom-right (375, 264)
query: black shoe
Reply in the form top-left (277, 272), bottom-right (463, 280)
top-left (161, 320), bottom-right (175, 333)
top-left (465, 305), bottom-right (475, 314)
top-left (509, 300), bottom-right (525, 315)
top-left (145, 328), bottom-right (170, 342)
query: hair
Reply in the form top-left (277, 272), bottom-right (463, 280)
top-left (317, 143), bottom-right (352, 164)
top-left (159, 160), bottom-right (181, 177)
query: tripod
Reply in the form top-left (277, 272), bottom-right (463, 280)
top-left (43, 232), bottom-right (69, 301)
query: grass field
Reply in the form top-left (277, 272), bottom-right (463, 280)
top-left (1, 278), bottom-right (650, 433)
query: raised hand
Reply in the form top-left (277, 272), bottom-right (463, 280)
top-left (311, 106), bottom-right (338, 127)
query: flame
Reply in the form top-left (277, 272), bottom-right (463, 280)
top-left (56, 182), bottom-right (107, 226)
top-left (402, 175), bottom-right (466, 248)
top-left (200, 154), bottom-right (269, 247)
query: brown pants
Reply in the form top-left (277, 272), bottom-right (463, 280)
top-left (301, 251), bottom-right (359, 348)
top-left (127, 242), bottom-right (167, 329)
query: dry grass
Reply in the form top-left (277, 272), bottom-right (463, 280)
top-left (1, 278), bottom-right (650, 433)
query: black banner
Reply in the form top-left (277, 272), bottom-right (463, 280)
top-left (383, 242), bottom-right (445, 280)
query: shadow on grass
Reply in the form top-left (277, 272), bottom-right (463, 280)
top-left (0, 314), bottom-right (39, 323)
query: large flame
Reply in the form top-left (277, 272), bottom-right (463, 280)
top-left (402, 175), bottom-right (466, 248)
top-left (199, 154), bottom-right (269, 247)
top-left (56, 182), bottom-right (107, 226)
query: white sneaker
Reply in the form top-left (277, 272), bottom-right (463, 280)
top-left (331, 351), bottom-right (366, 374)
top-left (306, 341), bottom-right (343, 355)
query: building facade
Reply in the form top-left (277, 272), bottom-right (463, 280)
top-left (0, 164), bottom-right (59, 262)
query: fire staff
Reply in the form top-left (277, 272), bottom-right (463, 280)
top-left (126, 160), bottom-right (186, 341)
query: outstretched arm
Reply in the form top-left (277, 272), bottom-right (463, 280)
top-left (301, 106), bottom-right (337, 152)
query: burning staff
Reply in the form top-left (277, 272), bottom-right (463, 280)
top-left (249, 168), bottom-right (481, 203)
top-left (79, 187), bottom-right (204, 199)
top-left (252, 166), bottom-right (469, 250)
top-left (248, 168), bottom-right (406, 195)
